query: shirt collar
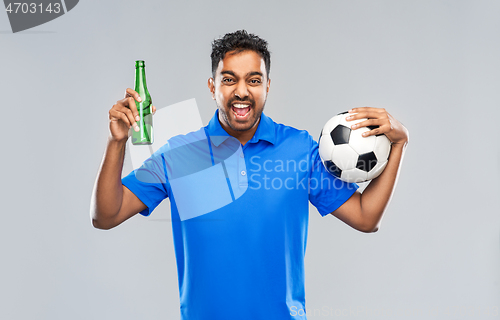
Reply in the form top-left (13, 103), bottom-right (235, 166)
top-left (205, 109), bottom-right (276, 147)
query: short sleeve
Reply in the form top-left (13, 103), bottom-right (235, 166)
top-left (122, 144), bottom-right (170, 217)
top-left (308, 135), bottom-right (358, 216)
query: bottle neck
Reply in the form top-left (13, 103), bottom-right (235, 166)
top-left (134, 67), bottom-right (148, 94)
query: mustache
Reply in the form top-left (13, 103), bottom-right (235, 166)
top-left (227, 97), bottom-right (254, 106)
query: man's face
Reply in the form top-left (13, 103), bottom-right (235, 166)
top-left (208, 50), bottom-right (270, 133)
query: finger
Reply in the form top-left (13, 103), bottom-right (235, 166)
top-left (361, 123), bottom-right (391, 137)
top-left (113, 104), bottom-right (140, 131)
top-left (361, 126), bottom-right (384, 137)
top-left (152, 105), bottom-right (156, 115)
top-left (122, 97), bottom-right (141, 123)
top-left (349, 107), bottom-right (384, 114)
top-left (349, 118), bottom-right (383, 130)
top-left (125, 88), bottom-right (142, 103)
top-left (346, 109), bottom-right (388, 121)
top-left (109, 108), bottom-right (132, 128)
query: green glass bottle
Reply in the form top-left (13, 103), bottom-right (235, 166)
top-left (131, 60), bottom-right (154, 145)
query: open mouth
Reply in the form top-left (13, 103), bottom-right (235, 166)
top-left (231, 103), bottom-right (251, 119)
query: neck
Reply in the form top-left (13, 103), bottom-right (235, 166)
top-left (134, 67), bottom-right (147, 94)
top-left (218, 116), bottom-right (260, 146)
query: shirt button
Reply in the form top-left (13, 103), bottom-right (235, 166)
top-left (240, 153), bottom-right (244, 158)
top-left (241, 170), bottom-right (246, 176)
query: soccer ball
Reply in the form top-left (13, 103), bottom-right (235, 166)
top-left (318, 111), bottom-right (392, 183)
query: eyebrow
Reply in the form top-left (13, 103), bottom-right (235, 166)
top-left (221, 71), bottom-right (263, 78)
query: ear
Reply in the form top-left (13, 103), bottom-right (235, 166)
top-left (208, 77), bottom-right (215, 100)
top-left (266, 78), bottom-right (271, 94)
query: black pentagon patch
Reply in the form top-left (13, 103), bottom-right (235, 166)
top-left (337, 111), bottom-right (349, 115)
top-left (367, 125), bottom-right (384, 137)
top-left (330, 125), bottom-right (351, 145)
top-left (324, 160), bottom-right (342, 178)
top-left (318, 130), bottom-right (322, 142)
top-left (356, 152), bottom-right (378, 172)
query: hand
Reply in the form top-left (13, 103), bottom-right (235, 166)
top-left (108, 88), bottom-right (156, 142)
top-left (346, 107), bottom-right (409, 145)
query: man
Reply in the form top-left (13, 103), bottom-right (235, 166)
top-left (91, 30), bottom-right (408, 320)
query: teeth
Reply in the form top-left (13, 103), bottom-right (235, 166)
top-left (233, 104), bottom-right (250, 108)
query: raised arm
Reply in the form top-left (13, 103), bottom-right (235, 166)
top-left (90, 89), bottom-right (155, 230)
top-left (331, 107), bottom-right (409, 233)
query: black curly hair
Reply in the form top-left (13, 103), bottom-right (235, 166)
top-left (211, 30), bottom-right (271, 79)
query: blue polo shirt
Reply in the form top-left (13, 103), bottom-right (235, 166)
top-left (122, 110), bottom-right (358, 320)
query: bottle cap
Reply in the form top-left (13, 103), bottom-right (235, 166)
top-left (135, 60), bottom-right (145, 68)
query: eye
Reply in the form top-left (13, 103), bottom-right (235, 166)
top-left (249, 79), bottom-right (261, 84)
top-left (222, 78), bottom-right (234, 84)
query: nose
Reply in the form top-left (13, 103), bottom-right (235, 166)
top-left (234, 80), bottom-right (249, 99)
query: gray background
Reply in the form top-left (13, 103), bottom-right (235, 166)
top-left (1, 0), bottom-right (499, 319)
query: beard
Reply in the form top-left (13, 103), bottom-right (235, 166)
top-left (218, 96), bottom-right (265, 132)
